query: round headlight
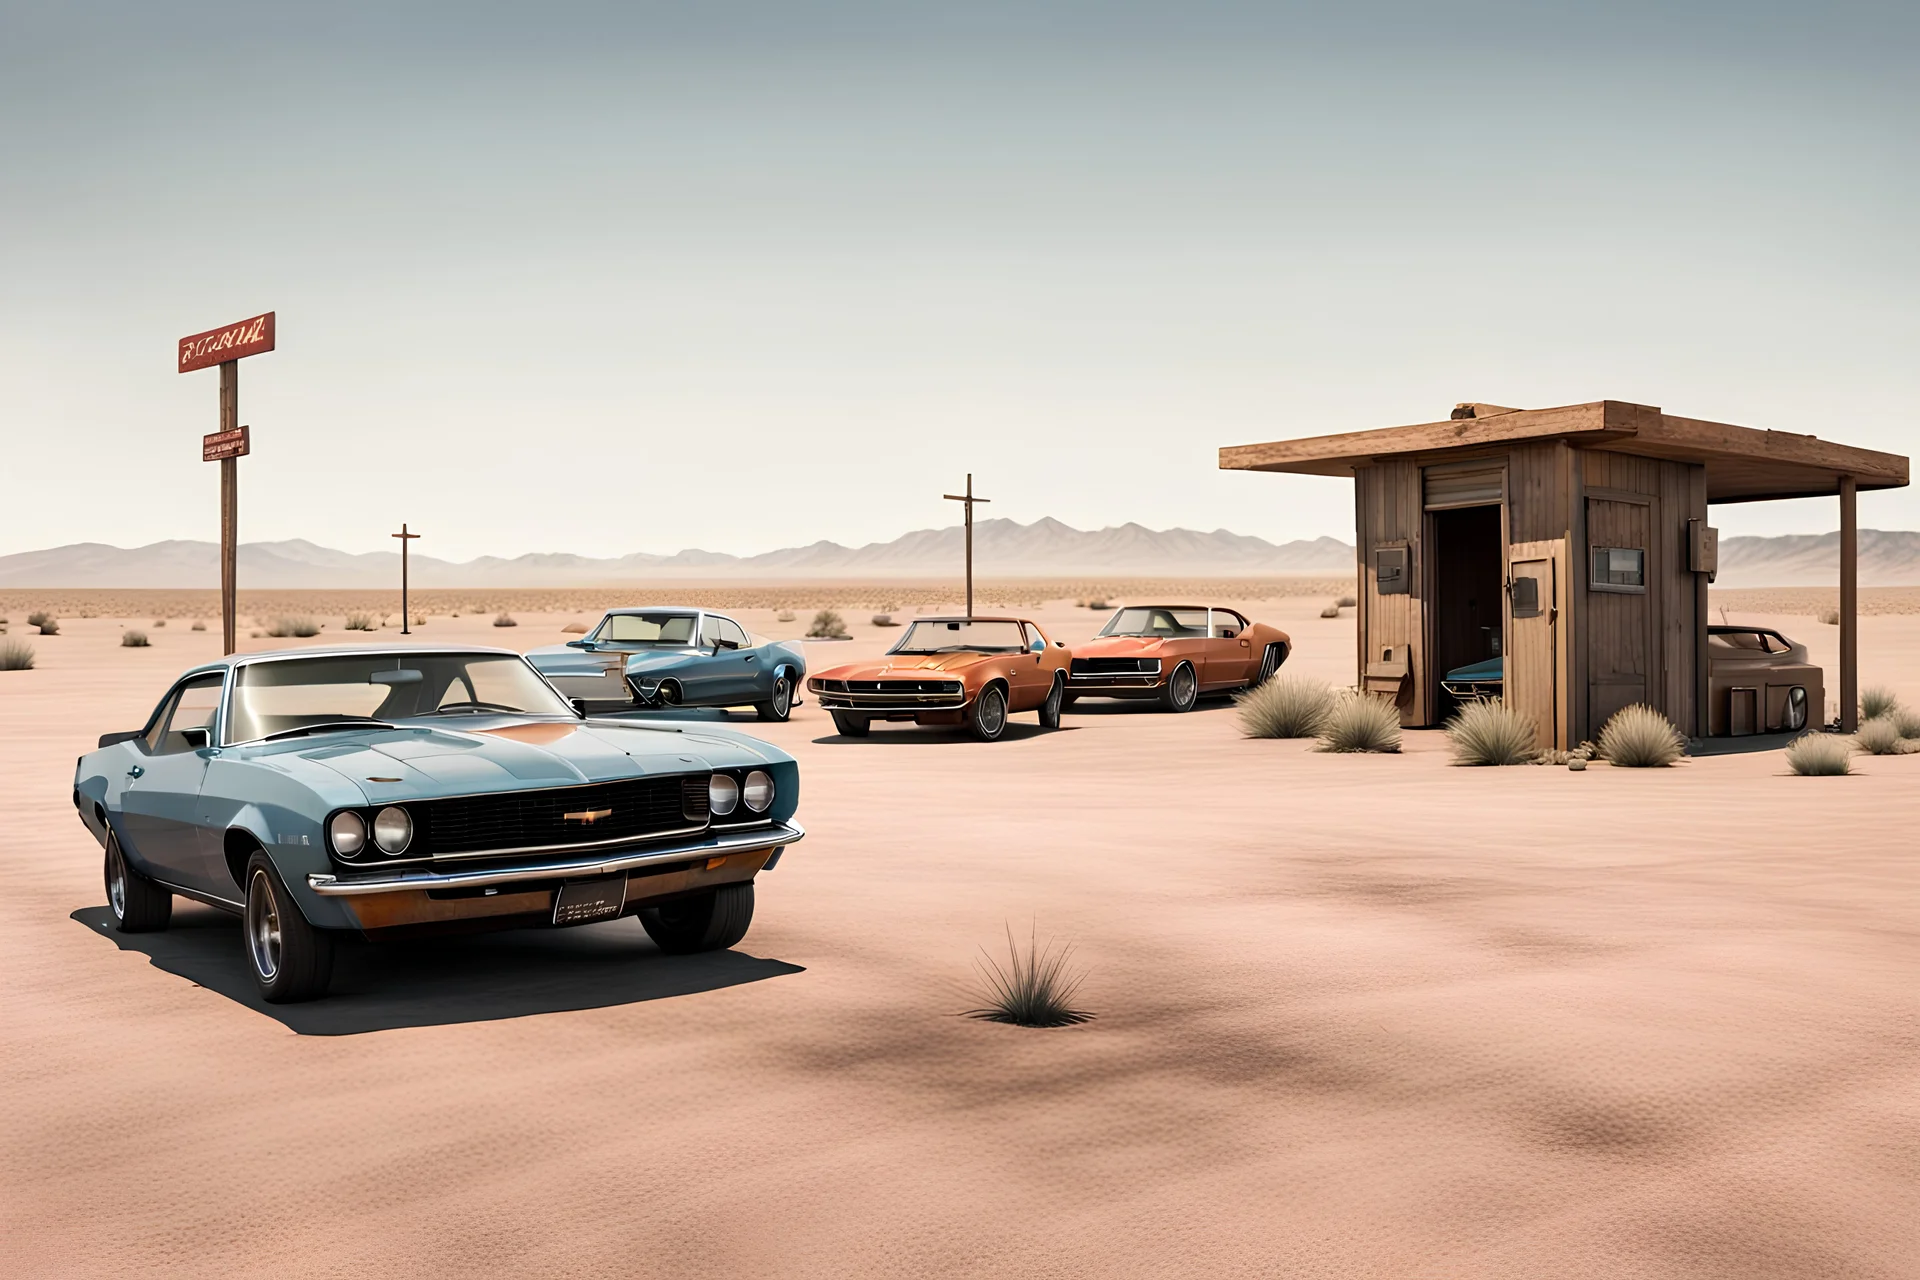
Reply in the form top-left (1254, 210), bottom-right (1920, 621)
top-left (372, 806), bottom-right (413, 855)
top-left (742, 770), bottom-right (774, 813)
top-left (329, 810), bottom-right (366, 856)
top-left (708, 774), bottom-right (739, 816)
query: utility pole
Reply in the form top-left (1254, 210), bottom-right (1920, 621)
top-left (942, 474), bottom-right (990, 618)
top-left (392, 523), bottom-right (420, 634)
top-left (180, 312), bottom-right (274, 656)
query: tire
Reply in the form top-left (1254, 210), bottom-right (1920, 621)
top-left (104, 829), bottom-right (171, 933)
top-left (830, 710), bottom-right (871, 737)
top-left (968, 684), bottom-right (1010, 742)
top-left (640, 883), bottom-right (754, 954)
top-left (1038, 675), bottom-right (1064, 729)
top-left (755, 675), bottom-right (794, 722)
top-left (1159, 661), bottom-right (1199, 713)
top-left (243, 850), bottom-right (334, 1004)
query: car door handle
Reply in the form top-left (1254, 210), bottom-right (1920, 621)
top-left (744, 654), bottom-right (755, 662)
top-left (126, 765), bottom-right (144, 779)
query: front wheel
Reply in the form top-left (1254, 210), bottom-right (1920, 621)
top-left (243, 851), bottom-right (334, 1004)
top-left (830, 710), bottom-right (871, 737)
top-left (755, 675), bottom-right (793, 722)
top-left (1159, 661), bottom-right (1198, 713)
top-left (968, 685), bottom-right (1009, 741)
top-left (105, 830), bottom-right (170, 933)
top-left (1038, 676), bottom-right (1064, 729)
top-left (641, 883), bottom-right (754, 954)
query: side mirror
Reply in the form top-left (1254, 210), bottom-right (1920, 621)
top-left (180, 727), bottom-right (210, 749)
top-left (566, 639), bottom-right (595, 650)
top-left (1055, 640), bottom-right (1067, 649)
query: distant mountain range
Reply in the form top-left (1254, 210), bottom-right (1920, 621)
top-left (1, 520), bottom-right (1912, 587)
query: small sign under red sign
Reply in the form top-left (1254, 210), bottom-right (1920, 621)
top-left (179, 312), bottom-right (275, 373)
top-left (203, 426), bottom-right (250, 462)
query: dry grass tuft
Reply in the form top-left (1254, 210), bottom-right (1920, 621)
top-left (1319, 603), bottom-right (1342, 618)
top-left (1892, 707), bottom-right (1920, 740)
top-left (963, 925), bottom-right (1092, 1028)
top-left (190, 620), bottom-right (206, 631)
top-left (1853, 717), bottom-right (1906, 756)
top-left (1818, 607), bottom-right (1840, 625)
top-left (493, 613), bottom-right (518, 628)
top-left (1, 639), bottom-right (34, 670)
top-left (1337, 594), bottom-right (1357, 608)
top-left (776, 610), bottom-right (796, 623)
top-left (1860, 686), bottom-right (1899, 720)
top-left (1786, 733), bottom-right (1852, 775)
top-left (1315, 693), bottom-right (1402, 753)
top-left (152, 619), bottom-right (166, 627)
top-left (807, 609), bottom-right (848, 639)
top-left (266, 615), bottom-right (320, 638)
top-left (1446, 699), bottom-right (1539, 766)
top-left (344, 612), bottom-right (377, 631)
top-left (1598, 704), bottom-right (1685, 767)
top-left (27, 611), bottom-right (59, 636)
top-left (1235, 675), bottom-right (1336, 738)
top-left (120, 629), bottom-right (149, 648)
top-left (871, 613), bottom-right (897, 627)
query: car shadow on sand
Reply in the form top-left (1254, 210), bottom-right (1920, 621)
top-left (810, 723), bottom-right (1082, 745)
top-left (71, 903), bottom-right (803, 1036)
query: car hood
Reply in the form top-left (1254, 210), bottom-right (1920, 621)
top-left (527, 644), bottom-right (700, 676)
top-left (1073, 635), bottom-right (1192, 656)
top-left (244, 719), bottom-right (788, 801)
top-left (1444, 657), bottom-right (1504, 682)
top-left (819, 652), bottom-right (1004, 679)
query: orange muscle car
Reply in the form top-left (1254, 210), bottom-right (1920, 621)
top-left (807, 617), bottom-right (1071, 742)
top-left (1067, 606), bottom-right (1290, 711)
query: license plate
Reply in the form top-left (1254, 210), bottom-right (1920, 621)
top-left (552, 874), bottom-right (628, 925)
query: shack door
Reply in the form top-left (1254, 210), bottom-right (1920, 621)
top-left (1506, 540), bottom-right (1563, 751)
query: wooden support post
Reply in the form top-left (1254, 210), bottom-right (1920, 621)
top-left (393, 524), bottom-right (420, 633)
top-left (942, 475), bottom-right (990, 619)
top-left (1839, 475), bottom-right (1857, 732)
top-left (219, 360), bottom-right (239, 656)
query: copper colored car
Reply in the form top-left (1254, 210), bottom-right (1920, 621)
top-left (1706, 625), bottom-right (1823, 734)
top-left (807, 617), bottom-right (1070, 742)
top-left (1067, 605), bottom-right (1290, 712)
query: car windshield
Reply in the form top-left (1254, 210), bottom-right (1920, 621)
top-left (228, 652), bottom-right (574, 742)
top-left (593, 612), bottom-right (699, 646)
top-left (890, 620), bottom-right (1028, 655)
top-left (1711, 629), bottom-right (1783, 654)
top-left (1099, 607), bottom-right (1210, 638)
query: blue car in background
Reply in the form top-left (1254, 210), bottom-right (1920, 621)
top-left (73, 647), bottom-right (804, 1003)
top-left (528, 608), bottom-right (806, 722)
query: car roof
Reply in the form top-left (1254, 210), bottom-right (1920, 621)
top-left (223, 644), bottom-right (527, 669)
top-left (904, 616), bottom-right (1031, 624)
top-left (1106, 604), bottom-right (1243, 612)
top-left (603, 606), bottom-right (703, 615)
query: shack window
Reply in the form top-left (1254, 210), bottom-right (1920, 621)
top-left (1590, 546), bottom-right (1645, 592)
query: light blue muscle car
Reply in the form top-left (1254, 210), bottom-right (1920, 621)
top-left (527, 608), bottom-right (806, 722)
top-left (73, 646), bottom-right (804, 1003)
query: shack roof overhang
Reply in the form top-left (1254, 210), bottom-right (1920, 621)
top-left (1218, 401), bottom-right (1908, 505)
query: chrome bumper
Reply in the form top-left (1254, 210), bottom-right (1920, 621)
top-left (308, 820), bottom-right (805, 897)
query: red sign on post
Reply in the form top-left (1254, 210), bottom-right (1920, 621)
top-left (203, 425), bottom-right (251, 462)
top-left (178, 312), bottom-right (275, 373)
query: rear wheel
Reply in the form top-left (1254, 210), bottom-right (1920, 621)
top-left (968, 685), bottom-right (1010, 741)
top-left (830, 710), bottom-right (871, 737)
top-left (641, 883), bottom-right (754, 954)
top-left (104, 830), bottom-right (170, 933)
top-left (244, 851), bottom-right (334, 1004)
top-left (1038, 675), bottom-right (1064, 729)
top-left (1160, 662), bottom-right (1198, 713)
top-left (755, 675), bottom-right (793, 722)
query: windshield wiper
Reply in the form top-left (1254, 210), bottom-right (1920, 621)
top-left (262, 719), bottom-right (395, 741)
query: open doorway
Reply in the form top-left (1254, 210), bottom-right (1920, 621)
top-left (1430, 504), bottom-right (1504, 717)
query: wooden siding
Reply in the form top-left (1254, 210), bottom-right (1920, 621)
top-left (1355, 460), bottom-right (1424, 723)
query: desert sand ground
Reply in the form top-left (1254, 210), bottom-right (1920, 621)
top-left (4, 593), bottom-right (1919, 1277)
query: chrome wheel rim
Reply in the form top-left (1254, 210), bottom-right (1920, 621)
top-left (246, 869), bottom-right (282, 981)
top-left (1173, 666), bottom-right (1196, 706)
top-left (773, 678), bottom-right (790, 716)
top-left (106, 840), bottom-right (127, 920)
top-left (979, 690), bottom-right (1006, 735)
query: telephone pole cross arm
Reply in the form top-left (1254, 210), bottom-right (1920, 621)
top-left (942, 474), bottom-right (990, 619)
top-left (392, 523), bottom-right (420, 634)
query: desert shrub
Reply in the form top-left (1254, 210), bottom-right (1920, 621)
top-left (776, 610), bottom-right (796, 623)
top-left (493, 612), bottom-right (518, 627)
top-left (1892, 707), bottom-right (1920, 740)
top-left (265, 615), bottom-right (320, 638)
top-left (1598, 704), bottom-right (1684, 767)
top-left (561, 621), bottom-right (588, 634)
top-left (345, 613), bottom-right (376, 631)
top-left (0, 640), bottom-right (34, 670)
top-left (152, 619), bottom-right (166, 627)
top-left (121, 630), bottom-right (149, 647)
top-left (190, 620), bottom-right (206, 631)
top-left (1446, 699), bottom-right (1538, 766)
top-left (1235, 675), bottom-right (1336, 738)
top-left (1319, 603), bottom-right (1342, 618)
top-left (412, 614), bottom-right (427, 627)
top-left (1818, 607), bottom-right (1839, 625)
top-left (1087, 599), bottom-right (1108, 610)
top-left (1854, 717), bottom-right (1905, 755)
top-left (871, 613), bottom-right (896, 627)
top-left (1337, 594), bottom-right (1357, 608)
top-left (963, 925), bottom-right (1092, 1028)
top-left (27, 611), bottom-right (49, 628)
top-left (1786, 733), bottom-right (1851, 776)
top-left (249, 630), bottom-right (263, 638)
top-left (30, 613), bottom-right (59, 635)
top-left (1315, 694), bottom-right (1402, 753)
top-left (806, 610), bottom-right (847, 639)
top-left (1860, 686), bottom-right (1899, 720)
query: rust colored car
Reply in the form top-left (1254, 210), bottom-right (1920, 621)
top-left (1067, 606), bottom-right (1290, 712)
top-left (1706, 625), bottom-right (1823, 734)
top-left (807, 617), bottom-right (1070, 742)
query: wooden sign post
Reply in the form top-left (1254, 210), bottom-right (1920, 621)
top-left (392, 524), bottom-right (420, 634)
top-left (942, 474), bottom-right (990, 619)
top-left (180, 312), bottom-right (275, 655)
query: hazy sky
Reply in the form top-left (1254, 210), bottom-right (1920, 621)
top-left (3, 1), bottom-right (1914, 560)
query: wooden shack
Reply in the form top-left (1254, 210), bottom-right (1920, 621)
top-left (1221, 401), bottom-right (1909, 748)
